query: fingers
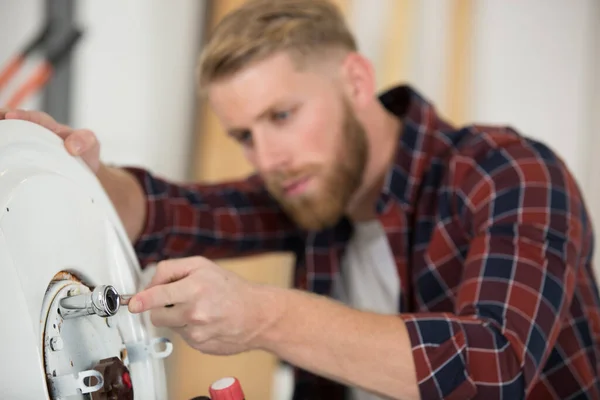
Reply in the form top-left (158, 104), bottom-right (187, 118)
top-left (150, 303), bottom-right (189, 328)
top-left (128, 277), bottom-right (194, 313)
top-left (64, 129), bottom-right (98, 156)
top-left (0, 108), bottom-right (99, 155)
top-left (129, 258), bottom-right (209, 314)
top-left (147, 258), bottom-right (201, 288)
top-left (3, 109), bottom-right (63, 133)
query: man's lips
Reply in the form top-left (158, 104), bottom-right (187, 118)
top-left (282, 176), bottom-right (312, 196)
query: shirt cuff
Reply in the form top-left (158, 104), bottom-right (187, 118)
top-left (401, 313), bottom-right (479, 400)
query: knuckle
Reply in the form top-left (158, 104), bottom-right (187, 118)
top-left (35, 111), bottom-right (53, 125)
top-left (190, 282), bottom-right (203, 297)
top-left (186, 306), bottom-right (208, 324)
top-left (165, 286), bottom-right (179, 305)
top-left (149, 310), bottom-right (161, 326)
top-left (190, 329), bottom-right (207, 344)
top-left (192, 256), bottom-right (208, 268)
top-left (75, 129), bottom-right (97, 147)
top-left (155, 261), bottom-right (169, 277)
top-left (78, 129), bottom-right (96, 142)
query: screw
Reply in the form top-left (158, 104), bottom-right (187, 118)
top-left (50, 337), bottom-right (63, 351)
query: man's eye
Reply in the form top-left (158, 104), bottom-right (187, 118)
top-left (272, 110), bottom-right (291, 122)
top-left (238, 130), bottom-right (253, 145)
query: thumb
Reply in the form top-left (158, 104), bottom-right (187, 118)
top-left (147, 258), bottom-right (200, 289)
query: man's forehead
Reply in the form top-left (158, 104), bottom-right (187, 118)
top-left (207, 56), bottom-right (331, 124)
top-left (208, 83), bottom-right (296, 126)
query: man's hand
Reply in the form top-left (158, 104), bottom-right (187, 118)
top-left (0, 108), bottom-right (102, 173)
top-left (128, 257), bottom-right (420, 398)
top-left (128, 257), bottom-right (278, 355)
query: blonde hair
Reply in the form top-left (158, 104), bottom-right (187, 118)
top-left (197, 0), bottom-right (357, 89)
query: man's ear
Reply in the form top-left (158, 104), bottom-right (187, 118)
top-left (339, 52), bottom-right (376, 109)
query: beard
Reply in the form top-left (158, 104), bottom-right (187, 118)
top-left (264, 100), bottom-right (368, 231)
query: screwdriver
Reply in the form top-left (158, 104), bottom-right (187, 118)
top-left (119, 294), bottom-right (134, 305)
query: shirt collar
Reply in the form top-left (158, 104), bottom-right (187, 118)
top-left (376, 85), bottom-right (456, 213)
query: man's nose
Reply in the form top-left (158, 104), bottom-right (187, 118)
top-left (254, 134), bottom-right (290, 174)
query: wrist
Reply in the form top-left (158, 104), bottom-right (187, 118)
top-left (246, 283), bottom-right (288, 351)
top-left (95, 162), bottom-right (111, 179)
top-left (96, 163), bottom-right (148, 242)
top-left (96, 163), bottom-right (124, 189)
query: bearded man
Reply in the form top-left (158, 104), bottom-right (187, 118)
top-left (3, 1), bottom-right (599, 399)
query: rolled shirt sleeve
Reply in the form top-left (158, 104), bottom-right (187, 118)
top-left (400, 140), bottom-right (585, 399)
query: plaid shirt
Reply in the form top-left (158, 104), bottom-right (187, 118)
top-left (125, 85), bottom-right (600, 399)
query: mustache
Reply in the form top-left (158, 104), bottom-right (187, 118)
top-left (265, 164), bottom-right (320, 185)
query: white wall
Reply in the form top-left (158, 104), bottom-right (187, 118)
top-left (406, 0), bottom-right (452, 111)
top-left (469, 0), bottom-right (598, 187)
top-left (348, 0), bottom-right (393, 88)
top-left (71, 0), bottom-right (206, 181)
top-left (0, 0), bottom-right (45, 110)
top-left (584, 1), bottom-right (600, 271)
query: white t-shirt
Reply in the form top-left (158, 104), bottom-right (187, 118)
top-left (333, 220), bottom-right (399, 400)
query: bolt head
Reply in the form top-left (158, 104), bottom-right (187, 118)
top-left (50, 336), bottom-right (63, 351)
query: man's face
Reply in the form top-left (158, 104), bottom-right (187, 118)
top-left (208, 52), bottom-right (367, 231)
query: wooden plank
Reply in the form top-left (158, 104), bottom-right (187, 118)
top-left (378, 0), bottom-right (416, 91)
top-left (444, 0), bottom-right (474, 126)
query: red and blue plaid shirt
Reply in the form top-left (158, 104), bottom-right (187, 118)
top-left (126, 85), bottom-right (600, 399)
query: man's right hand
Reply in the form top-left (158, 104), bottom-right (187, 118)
top-left (0, 109), bottom-right (102, 174)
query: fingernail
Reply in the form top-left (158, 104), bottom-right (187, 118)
top-left (129, 299), bottom-right (142, 313)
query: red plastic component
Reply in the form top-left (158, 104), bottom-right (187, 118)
top-left (122, 371), bottom-right (132, 389)
top-left (208, 377), bottom-right (245, 400)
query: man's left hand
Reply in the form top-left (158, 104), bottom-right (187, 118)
top-left (128, 257), bottom-right (277, 355)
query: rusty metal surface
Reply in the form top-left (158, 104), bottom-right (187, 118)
top-left (50, 271), bottom-right (83, 284)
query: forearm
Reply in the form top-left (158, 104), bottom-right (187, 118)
top-left (254, 286), bottom-right (420, 399)
top-left (109, 168), bottom-right (303, 266)
top-left (96, 164), bottom-right (147, 242)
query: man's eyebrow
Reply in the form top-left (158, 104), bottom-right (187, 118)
top-left (225, 100), bottom-right (293, 137)
top-left (255, 99), bottom-right (297, 121)
top-left (257, 105), bottom-right (279, 120)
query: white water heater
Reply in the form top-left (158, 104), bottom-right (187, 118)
top-left (0, 119), bottom-right (173, 399)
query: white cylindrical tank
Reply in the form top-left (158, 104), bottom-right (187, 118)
top-left (0, 119), bottom-right (171, 399)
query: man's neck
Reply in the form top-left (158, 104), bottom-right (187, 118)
top-left (346, 102), bottom-right (401, 222)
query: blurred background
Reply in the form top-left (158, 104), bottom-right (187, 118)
top-left (1, 0), bottom-right (599, 399)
